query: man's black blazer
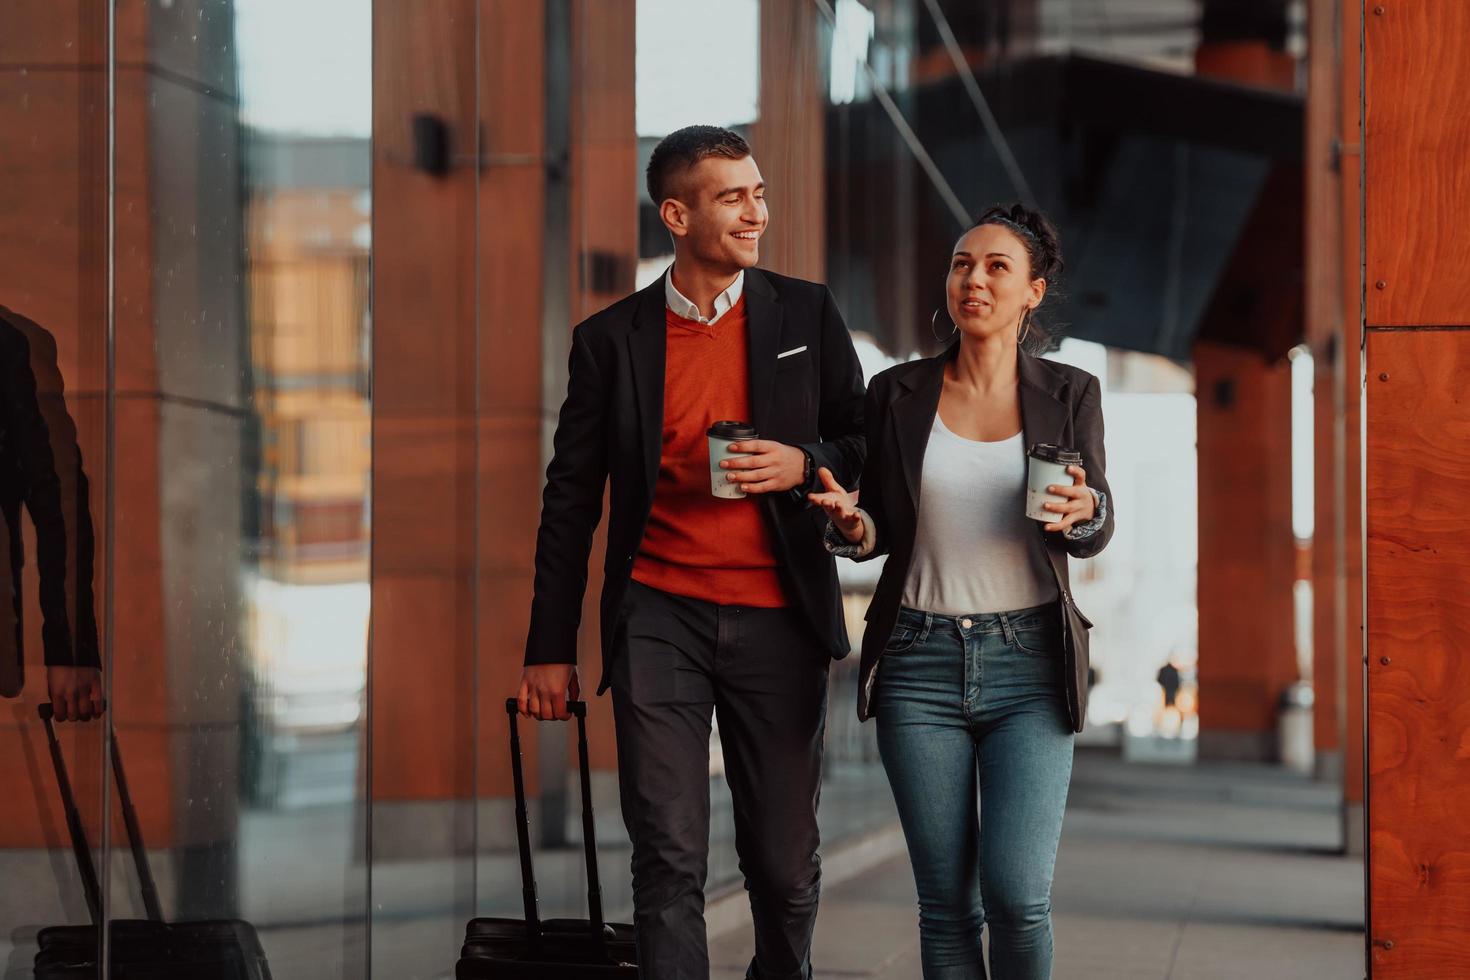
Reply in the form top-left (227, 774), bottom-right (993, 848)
top-left (524, 269), bottom-right (867, 694)
top-left (0, 307), bottom-right (99, 689)
top-left (848, 344), bottom-right (1115, 731)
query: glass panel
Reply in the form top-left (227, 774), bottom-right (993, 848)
top-left (106, 1), bottom-right (373, 976)
top-left (368, 3), bottom-right (479, 976)
top-left (0, 0), bottom-right (111, 974)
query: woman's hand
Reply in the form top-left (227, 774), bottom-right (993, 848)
top-left (1042, 464), bottom-right (1096, 533)
top-left (806, 467), bottom-right (865, 543)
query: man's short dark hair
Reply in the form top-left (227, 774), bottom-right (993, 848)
top-left (645, 125), bottom-right (751, 204)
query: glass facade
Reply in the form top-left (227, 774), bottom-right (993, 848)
top-left (0, 1), bottom-right (1303, 977)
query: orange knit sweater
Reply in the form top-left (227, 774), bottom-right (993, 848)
top-left (631, 295), bottom-right (788, 607)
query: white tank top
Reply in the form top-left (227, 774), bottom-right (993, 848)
top-left (899, 414), bottom-right (1060, 616)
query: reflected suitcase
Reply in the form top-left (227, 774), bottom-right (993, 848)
top-left (455, 699), bottom-right (638, 978)
top-left (33, 702), bottom-right (273, 979)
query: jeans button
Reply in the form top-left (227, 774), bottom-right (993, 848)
top-left (960, 617), bottom-right (972, 629)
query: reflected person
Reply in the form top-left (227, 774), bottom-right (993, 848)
top-left (0, 306), bottom-right (101, 722)
top-left (811, 205), bottom-right (1114, 979)
top-left (516, 126), bottom-right (866, 979)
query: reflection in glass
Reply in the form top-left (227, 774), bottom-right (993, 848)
top-left (0, 306), bottom-right (105, 975)
top-left (103, 0), bottom-right (371, 976)
top-left (232, 4), bottom-right (373, 977)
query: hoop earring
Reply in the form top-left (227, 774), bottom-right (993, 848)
top-left (1017, 307), bottom-right (1034, 347)
top-left (931, 308), bottom-right (957, 343)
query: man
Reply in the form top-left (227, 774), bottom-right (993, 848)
top-left (0, 306), bottom-right (102, 721)
top-left (516, 126), bottom-right (866, 979)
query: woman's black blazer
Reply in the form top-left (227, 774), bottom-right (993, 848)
top-left (850, 343), bottom-right (1115, 731)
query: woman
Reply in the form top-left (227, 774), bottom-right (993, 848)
top-left (809, 204), bottom-right (1114, 979)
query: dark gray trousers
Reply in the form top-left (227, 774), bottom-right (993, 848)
top-left (610, 580), bottom-right (829, 980)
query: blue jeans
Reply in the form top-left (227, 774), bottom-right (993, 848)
top-left (874, 603), bottom-right (1075, 980)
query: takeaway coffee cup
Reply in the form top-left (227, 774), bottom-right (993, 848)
top-left (709, 421), bottom-right (758, 499)
top-left (1026, 444), bottom-right (1082, 522)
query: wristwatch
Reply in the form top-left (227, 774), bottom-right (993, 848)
top-left (788, 448), bottom-right (816, 504)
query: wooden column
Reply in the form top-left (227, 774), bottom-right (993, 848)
top-left (372, 0), bottom-right (638, 864)
top-left (471, 0), bottom-right (552, 825)
top-left (370, 0), bottom-right (482, 865)
top-left (1192, 23), bottom-right (1302, 762)
top-left (1194, 341), bottom-right (1299, 760)
top-left (1363, 2), bottom-right (1470, 973)
top-left (1304, 0), bottom-right (1365, 857)
top-left (1339, 0), bottom-right (1366, 856)
top-left (752, 0), bottom-right (825, 282)
top-left (1305, 0), bottom-right (1367, 851)
top-left (1304, 0), bottom-right (1341, 778)
top-left (564, 0), bottom-right (637, 778)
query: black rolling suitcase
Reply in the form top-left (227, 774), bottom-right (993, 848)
top-left (455, 699), bottom-right (638, 978)
top-left (32, 703), bottom-right (273, 979)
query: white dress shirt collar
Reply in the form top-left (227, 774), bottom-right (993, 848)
top-left (664, 268), bottom-right (745, 325)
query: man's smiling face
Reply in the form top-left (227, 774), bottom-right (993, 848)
top-left (672, 154), bottom-right (768, 274)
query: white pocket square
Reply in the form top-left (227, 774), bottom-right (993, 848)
top-left (777, 345), bottom-right (808, 359)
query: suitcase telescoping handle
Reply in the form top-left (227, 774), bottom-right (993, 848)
top-left (38, 702), bottom-right (164, 926)
top-left (503, 698), bottom-right (607, 948)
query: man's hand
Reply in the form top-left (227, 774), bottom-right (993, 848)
top-left (719, 440), bottom-right (806, 494)
top-left (47, 666), bottom-right (103, 722)
top-left (806, 467), bottom-right (864, 543)
top-left (516, 664), bottom-right (580, 721)
top-left (1042, 464), bottom-right (1097, 533)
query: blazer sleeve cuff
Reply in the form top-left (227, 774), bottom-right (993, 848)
top-left (823, 507), bottom-right (876, 559)
top-left (1063, 488), bottom-right (1107, 541)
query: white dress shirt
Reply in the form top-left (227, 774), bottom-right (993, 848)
top-left (665, 268), bottom-right (746, 325)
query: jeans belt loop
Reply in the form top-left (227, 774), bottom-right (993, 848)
top-left (999, 609), bottom-right (1016, 646)
top-left (920, 610), bottom-right (933, 643)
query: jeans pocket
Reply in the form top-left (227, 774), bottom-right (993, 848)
top-left (1011, 622), bottom-right (1061, 657)
top-left (884, 623), bottom-right (921, 653)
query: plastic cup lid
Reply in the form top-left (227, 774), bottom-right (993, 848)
top-left (1028, 443), bottom-right (1082, 465)
top-left (708, 420), bottom-right (757, 440)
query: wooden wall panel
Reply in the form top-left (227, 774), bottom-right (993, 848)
top-left (1364, 2), bottom-right (1470, 971)
top-left (1363, 2), bottom-right (1470, 328)
top-left (0, 68), bottom-right (152, 397)
top-left (371, 0), bottom-right (481, 803)
top-left (0, 0), bottom-right (140, 67)
top-left (1365, 330), bottom-right (1470, 974)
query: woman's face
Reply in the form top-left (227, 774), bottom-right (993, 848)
top-left (945, 223), bottom-right (1046, 344)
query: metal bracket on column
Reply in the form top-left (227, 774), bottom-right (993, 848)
top-left (406, 112), bottom-right (561, 177)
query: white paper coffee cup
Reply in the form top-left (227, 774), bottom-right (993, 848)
top-left (708, 421), bottom-right (758, 499)
top-left (1026, 444), bottom-right (1082, 522)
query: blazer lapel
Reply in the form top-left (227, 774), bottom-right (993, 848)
top-left (890, 350), bottom-right (949, 510)
top-left (891, 347), bottom-right (1070, 513)
top-left (1017, 349), bottom-right (1070, 452)
top-left (627, 279), bottom-right (668, 493)
top-left (1017, 349), bottom-right (1073, 573)
top-left (743, 270), bottom-right (782, 437)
